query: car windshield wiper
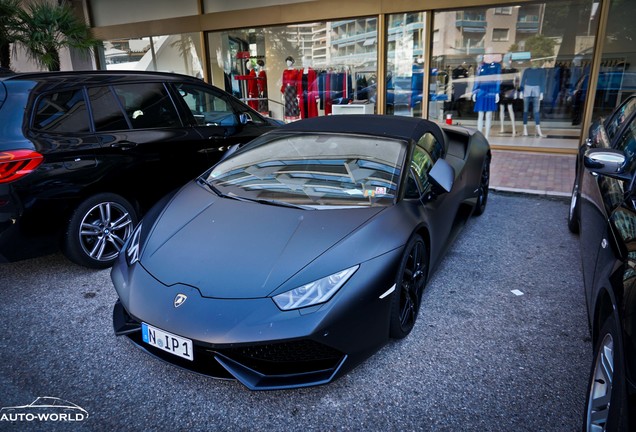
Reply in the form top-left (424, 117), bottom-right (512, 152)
top-left (253, 198), bottom-right (310, 210)
top-left (197, 179), bottom-right (245, 202)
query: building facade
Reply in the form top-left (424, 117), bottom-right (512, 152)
top-left (61, 0), bottom-right (636, 151)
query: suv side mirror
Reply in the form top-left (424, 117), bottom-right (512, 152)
top-left (239, 113), bottom-right (253, 125)
top-left (429, 158), bottom-right (455, 193)
top-left (584, 148), bottom-right (629, 180)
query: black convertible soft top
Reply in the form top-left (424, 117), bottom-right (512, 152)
top-left (279, 114), bottom-right (447, 151)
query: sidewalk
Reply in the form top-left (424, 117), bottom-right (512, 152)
top-left (489, 149), bottom-right (575, 198)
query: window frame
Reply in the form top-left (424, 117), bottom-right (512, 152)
top-left (110, 81), bottom-right (184, 130)
top-left (31, 87), bottom-right (92, 134)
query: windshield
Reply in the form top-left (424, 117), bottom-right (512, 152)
top-left (202, 133), bottom-right (406, 208)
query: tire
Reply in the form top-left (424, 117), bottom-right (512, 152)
top-left (584, 315), bottom-right (629, 432)
top-left (473, 154), bottom-right (491, 217)
top-left (389, 234), bottom-right (429, 339)
top-left (568, 180), bottom-right (581, 234)
top-left (64, 193), bottom-right (138, 269)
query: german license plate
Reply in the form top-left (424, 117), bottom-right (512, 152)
top-left (141, 323), bottom-right (193, 361)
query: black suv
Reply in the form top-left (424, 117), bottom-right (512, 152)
top-left (0, 71), bottom-right (280, 268)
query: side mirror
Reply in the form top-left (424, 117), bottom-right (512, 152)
top-left (584, 148), bottom-right (629, 179)
top-left (239, 113), bottom-right (253, 125)
top-left (429, 158), bottom-right (455, 194)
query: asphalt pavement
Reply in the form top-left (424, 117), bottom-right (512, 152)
top-left (0, 192), bottom-right (590, 432)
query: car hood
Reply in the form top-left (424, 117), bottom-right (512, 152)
top-left (140, 182), bottom-right (384, 299)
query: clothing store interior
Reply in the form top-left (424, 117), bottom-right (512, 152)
top-left (124, 0), bottom-right (634, 153)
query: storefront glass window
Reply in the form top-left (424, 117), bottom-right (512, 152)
top-left (423, 0), bottom-right (598, 148)
top-left (102, 34), bottom-right (204, 78)
top-left (207, 18), bottom-right (378, 121)
top-left (385, 13), bottom-right (427, 117)
top-left (590, 0), bottom-right (636, 121)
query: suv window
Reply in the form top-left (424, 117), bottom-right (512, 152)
top-left (88, 86), bottom-right (129, 131)
top-left (33, 89), bottom-right (90, 133)
top-left (112, 83), bottom-right (181, 129)
top-left (616, 119), bottom-right (636, 173)
top-left (607, 97), bottom-right (636, 142)
top-left (175, 83), bottom-right (238, 127)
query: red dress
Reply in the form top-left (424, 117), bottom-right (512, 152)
top-left (246, 68), bottom-right (258, 110)
top-left (281, 68), bottom-right (300, 120)
top-left (298, 68), bottom-right (318, 118)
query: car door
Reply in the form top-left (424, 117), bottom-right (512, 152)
top-left (88, 82), bottom-right (212, 209)
top-left (26, 87), bottom-right (100, 210)
top-left (591, 113), bottom-right (636, 382)
top-left (171, 82), bottom-right (276, 165)
top-left (406, 132), bottom-right (456, 265)
top-left (580, 98), bottom-right (636, 298)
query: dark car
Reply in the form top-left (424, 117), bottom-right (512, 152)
top-left (111, 115), bottom-right (491, 390)
top-left (0, 71), bottom-right (279, 268)
top-left (568, 95), bottom-right (636, 431)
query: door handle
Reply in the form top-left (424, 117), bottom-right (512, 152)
top-left (110, 141), bottom-right (137, 149)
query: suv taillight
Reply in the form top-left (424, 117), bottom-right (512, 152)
top-left (0, 150), bottom-right (44, 183)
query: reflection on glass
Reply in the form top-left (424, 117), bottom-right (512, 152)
top-left (385, 13), bottom-right (427, 118)
top-left (103, 34), bottom-right (203, 78)
top-left (204, 134), bottom-right (405, 208)
top-left (425, 0), bottom-right (597, 144)
top-left (207, 19), bottom-right (378, 122)
top-left (591, 0), bottom-right (636, 121)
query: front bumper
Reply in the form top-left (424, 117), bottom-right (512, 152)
top-left (114, 300), bottom-right (348, 390)
top-left (111, 248), bottom-right (401, 390)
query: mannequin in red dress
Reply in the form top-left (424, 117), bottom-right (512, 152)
top-left (256, 59), bottom-right (269, 115)
top-left (298, 56), bottom-right (319, 118)
top-left (281, 56), bottom-right (300, 121)
top-left (245, 61), bottom-right (258, 110)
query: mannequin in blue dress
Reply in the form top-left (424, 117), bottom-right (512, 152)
top-left (472, 53), bottom-right (501, 139)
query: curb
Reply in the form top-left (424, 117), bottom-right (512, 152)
top-left (490, 186), bottom-right (570, 201)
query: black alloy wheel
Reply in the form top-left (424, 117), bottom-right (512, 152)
top-left (64, 193), bottom-right (138, 269)
top-left (584, 315), bottom-right (629, 432)
top-left (473, 154), bottom-right (491, 216)
top-left (389, 234), bottom-right (429, 339)
top-left (568, 179), bottom-right (581, 234)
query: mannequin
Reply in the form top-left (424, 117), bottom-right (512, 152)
top-left (280, 56), bottom-right (300, 122)
top-left (472, 53), bottom-right (501, 139)
top-left (256, 59), bottom-right (268, 115)
top-left (298, 56), bottom-right (319, 118)
top-left (499, 55), bottom-right (519, 136)
top-left (245, 61), bottom-right (258, 110)
top-left (520, 61), bottom-right (547, 137)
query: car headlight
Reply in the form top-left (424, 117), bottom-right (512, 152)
top-left (125, 223), bottom-right (142, 266)
top-left (272, 265), bottom-right (359, 311)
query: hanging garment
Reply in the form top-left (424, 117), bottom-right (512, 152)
top-left (257, 70), bottom-right (268, 114)
top-left (298, 68), bottom-right (319, 118)
top-left (246, 68), bottom-right (258, 110)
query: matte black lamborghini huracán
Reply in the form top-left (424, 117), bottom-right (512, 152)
top-left (111, 115), bottom-right (491, 390)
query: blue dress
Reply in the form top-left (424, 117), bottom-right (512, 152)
top-left (473, 62), bottom-right (501, 112)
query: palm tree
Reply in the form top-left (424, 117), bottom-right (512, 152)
top-left (0, 0), bottom-right (21, 69)
top-left (14, 0), bottom-right (102, 71)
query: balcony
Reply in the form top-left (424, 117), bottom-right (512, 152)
top-left (455, 19), bottom-right (486, 32)
top-left (516, 21), bottom-right (539, 33)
